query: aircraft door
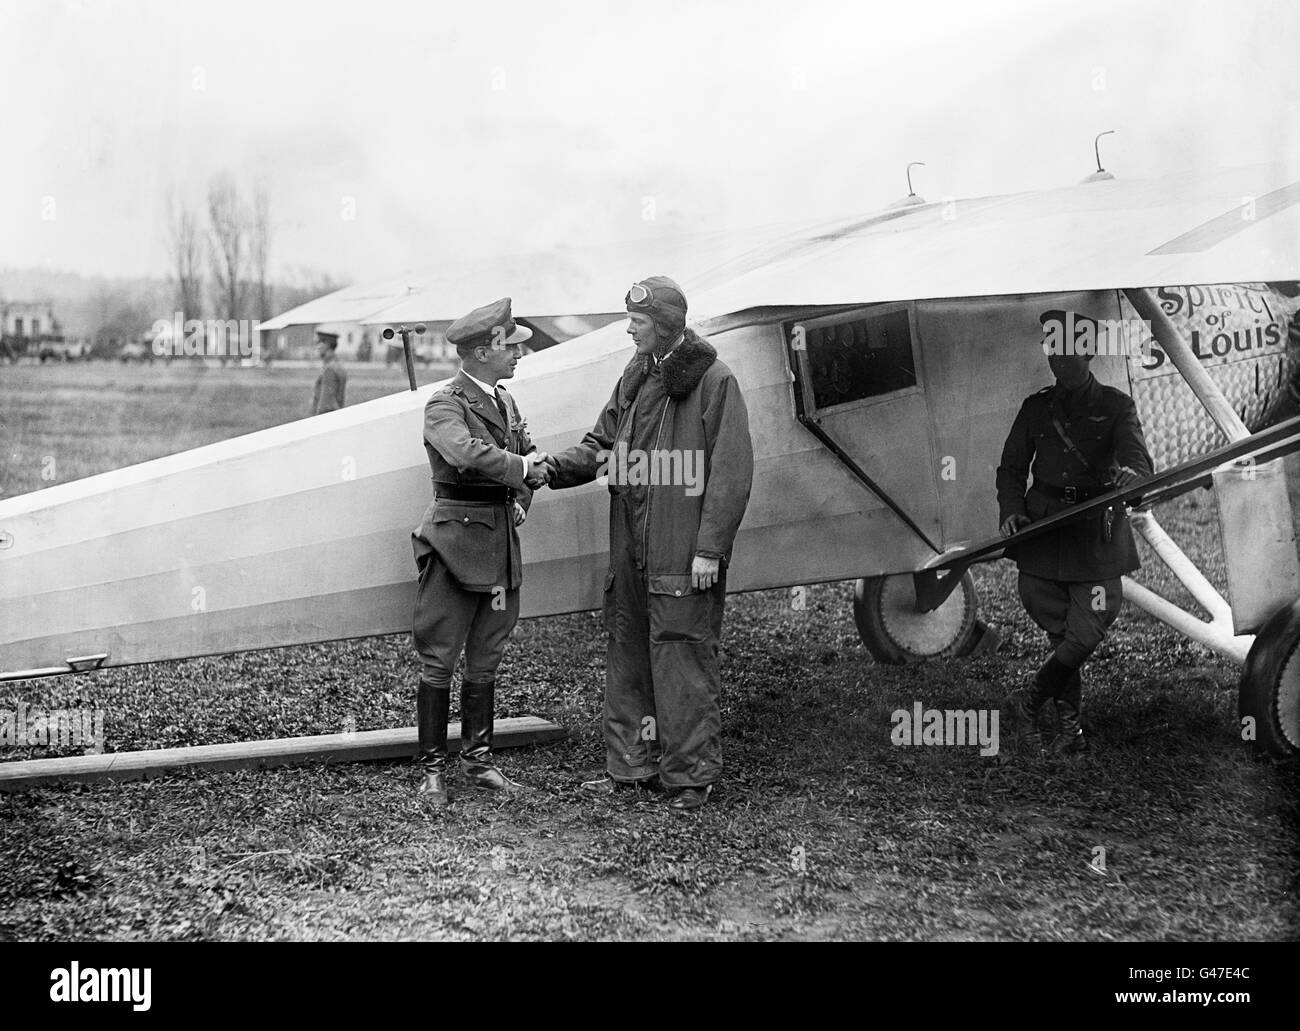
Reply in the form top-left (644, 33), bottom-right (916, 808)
top-left (786, 303), bottom-right (942, 551)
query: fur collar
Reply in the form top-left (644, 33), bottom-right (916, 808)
top-left (619, 328), bottom-right (717, 404)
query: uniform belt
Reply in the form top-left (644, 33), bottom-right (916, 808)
top-left (433, 483), bottom-right (513, 503)
top-left (1033, 481), bottom-right (1108, 504)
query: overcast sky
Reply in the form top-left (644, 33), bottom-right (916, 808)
top-left (2, 0), bottom-right (1297, 286)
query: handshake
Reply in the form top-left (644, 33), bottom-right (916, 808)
top-left (524, 451), bottom-right (559, 490)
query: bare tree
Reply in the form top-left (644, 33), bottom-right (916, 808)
top-left (250, 181), bottom-right (272, 324)
top-left (207, 172), bottom-right (247, 325)
top-left (164, 190), bottom-right (204, 321)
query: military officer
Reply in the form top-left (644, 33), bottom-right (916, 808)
top-left (410, 298), bottom-right (552, 806)
top-left (311, 331), bottom-right (347, 414)
top-left (996, 309), bottom-right (1154, 754)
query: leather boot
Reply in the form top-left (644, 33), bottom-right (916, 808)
top-left (1001, 684), bottom-right (1049, 753)
top-left (416, 678), bottom-right (450, 806)
top-left (1047, 669), bottom-right (1087, 755)
top-left (459, 679), bottom-right (523, 791)
top-left (1002, 655), bottom-right (1073, 754)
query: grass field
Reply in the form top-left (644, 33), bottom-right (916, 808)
top-left (1, 362), bottom-right (1297, 941)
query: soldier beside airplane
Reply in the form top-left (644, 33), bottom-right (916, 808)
top-left (998, 310), bottom-right (1154, 755)
top-left (410, 298), bottom-right (552, 806)
top-left (310, 331), bottom-right (348, 415)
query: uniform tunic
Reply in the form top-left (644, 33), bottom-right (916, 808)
top-left (996, 374), bottom-right (1153, 581)
top-left (996, 373), bottom-right (1154, 667)
top-left (411, 370), bottom-right (536, 680)
top-left (312, 356), bottom-right (347, 414)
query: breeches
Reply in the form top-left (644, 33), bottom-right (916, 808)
top-left (1017, 572), bottom-right (1122, 668)
top-left (413, 555), bottom-right (520, 686)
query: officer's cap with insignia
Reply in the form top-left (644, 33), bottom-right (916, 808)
top-left (1039, 308), bottom-right (1102, 357)
top-left (315, 330), bottom-right (340, 349)
top-left (447, 297), bottom-right (533, 355)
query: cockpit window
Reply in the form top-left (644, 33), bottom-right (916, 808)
top-left (787, 305), bottom-right (918, 411)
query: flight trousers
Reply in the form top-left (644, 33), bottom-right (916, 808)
top-left (602, 549), bottom-right (728, 790)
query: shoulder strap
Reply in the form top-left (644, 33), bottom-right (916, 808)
top-left (1046, 395), bottom-right (1108, 486)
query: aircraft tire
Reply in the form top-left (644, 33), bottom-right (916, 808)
top-left (853, 572), bottom-right (979, 664)
top-left (1240, 598), bottom-right (1300, 758)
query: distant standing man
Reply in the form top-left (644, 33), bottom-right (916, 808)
top-left (311, 330), bottom-right (347, 414)
top-left (410, 298), bottom-right (552, 806)
top-left (997, 310), bottom-right (1154, 753)
top-left (545, 277), bottom-right (753, 812)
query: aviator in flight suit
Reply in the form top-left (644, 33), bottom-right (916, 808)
top-left (549, 329), bottom-right (753, 792)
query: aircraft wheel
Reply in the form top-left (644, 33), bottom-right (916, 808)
top-left (853, 572), bottom-right (979, 664)
top-left (1240, 598), bottom-right (1300, 758)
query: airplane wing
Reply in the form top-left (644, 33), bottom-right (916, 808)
top-left (913, 413), bottom-right (1300, 612)
top-left (260, 226), bottom-right (793, 331)
top-left (262, 164), bottom-right (1300, 331)
top-left (257, 269), bottom-right (443, 330)
top-left (688, 163), bottom-right (1300, 321)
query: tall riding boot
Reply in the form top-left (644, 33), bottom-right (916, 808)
top-left (459, 679), bottom-right (521, 791)
top-left (1047, 669), bottom-right (1087, 755)
top-left (416, 678), bottom-right (450, 806)
top-left (1003, 655), bottom-right (1073, 754)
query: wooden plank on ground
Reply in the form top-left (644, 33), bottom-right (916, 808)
top-left (0, 716), bottom-right (566, 791)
